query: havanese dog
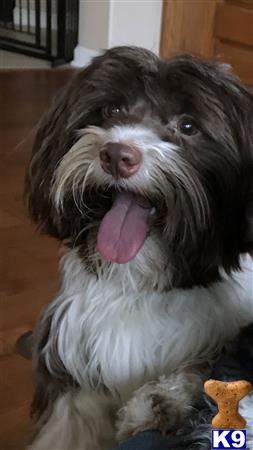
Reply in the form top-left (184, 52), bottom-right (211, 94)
top-left (26, 46), bottom-right (253, 449)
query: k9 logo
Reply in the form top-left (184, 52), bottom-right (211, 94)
top-left (212, 430), bottom-right (247, 449)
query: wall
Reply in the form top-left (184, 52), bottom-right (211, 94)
top-left (78, 0), bottom-right (110, 50)
top-left (108, 1), bottom-right (162, 52)
top-left (73, 0), bottom-right (163, 67)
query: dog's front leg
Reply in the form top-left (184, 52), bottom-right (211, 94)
top-left (116, 370), bottom-right (205, 443)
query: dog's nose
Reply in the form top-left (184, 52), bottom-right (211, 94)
top-left (100, 143), bottom-right (142, 178)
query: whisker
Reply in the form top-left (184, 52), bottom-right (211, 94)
top-left (73, 222), bottom-right (97, 248)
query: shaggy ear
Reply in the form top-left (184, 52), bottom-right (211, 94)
top-left (25, 86), bottom-right (70, 238)
top-left (241, 92), bottom-right (253, 255)
top-left (25, 85), bottom-right (73, 238)
top-left (25, 67), bottom-right (96, 240)
top-left (233, 82), bottom-right (253, 256)
top-left (213, 64), bottom-right (253, 257)
top-left (203, 61), bottom-right (253, 257)
top-left (245, 203), bottom-right (253, 256)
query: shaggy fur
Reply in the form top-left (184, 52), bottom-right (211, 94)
top-left (25, 47), bottom-right (253, 449)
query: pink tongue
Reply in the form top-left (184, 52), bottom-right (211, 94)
top-left (97, 192), bottom-right (151, 264)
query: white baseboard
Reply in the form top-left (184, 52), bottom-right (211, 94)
top-left (71, 45), bottom-right (100, 68)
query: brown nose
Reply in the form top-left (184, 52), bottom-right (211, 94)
top-left (100, 143), bottom-right (142, 179)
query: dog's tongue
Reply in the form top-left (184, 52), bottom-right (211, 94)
top-left (97, 192), bottom-right (152, 264)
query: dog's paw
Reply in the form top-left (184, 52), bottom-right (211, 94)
top-left (116, 374), bottom-right (198, 442)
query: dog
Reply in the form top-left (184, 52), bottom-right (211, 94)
top-left (26, 46), bottom-right (253, 449)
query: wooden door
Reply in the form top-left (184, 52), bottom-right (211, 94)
top-left (160, 0), bottom-right (253, 86)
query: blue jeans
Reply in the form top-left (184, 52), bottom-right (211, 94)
top-left (112, 430), bottom-right (186, 450)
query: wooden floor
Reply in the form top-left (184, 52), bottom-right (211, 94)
top-left (0, 68), bottom-right (75, 450)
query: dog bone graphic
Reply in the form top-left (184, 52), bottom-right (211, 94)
top-left (204, 379), bottom-right (252, 429)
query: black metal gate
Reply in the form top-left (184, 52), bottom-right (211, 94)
top-left (0, 0), bottom-right (79, 65)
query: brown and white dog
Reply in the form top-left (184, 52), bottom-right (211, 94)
top-left (26, 47), bottom-right (253, 449)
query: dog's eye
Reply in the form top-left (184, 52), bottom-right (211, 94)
top-left (110, 106), bottom-right (121, 115)
top-left (103, 106), bottom-right (121, 118)
top-left (179, 117), bottom-right (198, 136)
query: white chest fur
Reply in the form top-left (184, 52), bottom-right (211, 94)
top-left (43, 250), bottom-right (253, 402)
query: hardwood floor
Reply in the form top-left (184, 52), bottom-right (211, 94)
top-left (0, 68), bottom-right (76, 450)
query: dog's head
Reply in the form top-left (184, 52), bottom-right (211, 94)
top-left (26, 46), bottom-right (253, 288)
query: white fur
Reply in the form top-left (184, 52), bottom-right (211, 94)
top-left (30, 247), bottom-right (253, 450)
top-left (45, 250), bottom-right (253, 396)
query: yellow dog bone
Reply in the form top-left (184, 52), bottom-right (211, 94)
top-left (204, 379), bottom-right (252, 430)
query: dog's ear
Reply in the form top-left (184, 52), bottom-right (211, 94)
top-left (25, 67), bottom-right (98, 240)
top-left (246, 203), bottom-right (253, 256)
top-left (226, 74), bottom-right (253, 256)
top-left (237, 86), bottom-right (253, 255)
top-left (26, 82), bottom-right (73, 239)
top-left (210, 64), bottom-right (253, 259)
